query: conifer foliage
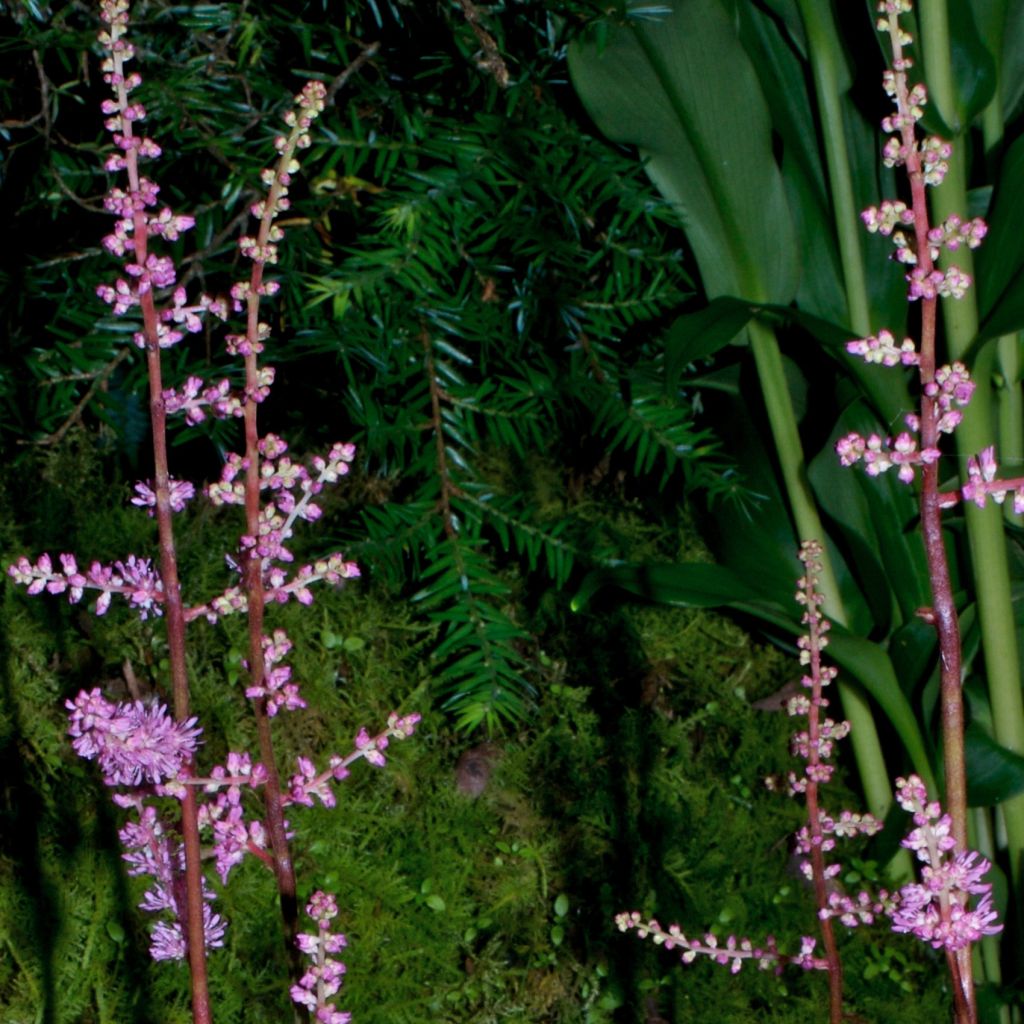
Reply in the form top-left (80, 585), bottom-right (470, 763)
top-left (2, 1), bottom-right (736, 729)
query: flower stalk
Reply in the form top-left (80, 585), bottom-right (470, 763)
top-left (834, 2), bottom-right (1024, 1016)
top-left (7, 5), bottom-right (417, 1024)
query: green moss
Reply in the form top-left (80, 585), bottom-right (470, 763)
top-left (0, 439), bottom-right (951, 1024)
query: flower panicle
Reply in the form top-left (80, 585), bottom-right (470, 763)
top-left (888, 776), bottom-right (1003, 951)
top-left (286, 712), bottom-right (423, 809)
top-left (65, 686), bottom-right (420, 931)
top-left (114, 798), bottom-right (228, 961)
top-left (614, 545), bottom-right (878, 980)
top-left (7, 0), bottom-right (420, 980)
top-left (614, 912), bottom-right (827, 975)
top-left (834, 1), bottom-right (1024, 509)
top-left (291, 891), bottom-right (351, 1023)
top-left (790, 543), bottom-right (881, 871)
top-left (66, 687), bottom-right (201, 787)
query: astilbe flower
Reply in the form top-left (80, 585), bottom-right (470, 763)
top-left (66, 688), bottom-right (201, 787)
top-left (291, 891), bottom-right (351, 1023)
top-left (286, 713), bottom-right (423, 809)
top-left (820, 775), bottom-right (1002, 953)
top-left (619, 538), bottom-right (1003, 995)
top-left (7, 34), bottom-right (358, 633)
top-left (7, 0), bottom-right (420, 978)
top-left (887, 776), bottom-right (1002, 952)
top-left (617, 543), bottom-right (877, 979)
top-left (116, 797), bottom-right (227, 961)
top-left (838, 1), bottom-right (1024, 510)
top-left (185, 712), bottom-right (422, 892)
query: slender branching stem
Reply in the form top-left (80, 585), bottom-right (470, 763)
top-left (886, 16), bottom-right (975, 1020)
top-left (125, 49), bottom-right (212, 1023)
top-left (800, 564), bottom-right (843, 1023)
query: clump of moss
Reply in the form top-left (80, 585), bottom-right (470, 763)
top-left (0, 436), bottom-right (949, 1024)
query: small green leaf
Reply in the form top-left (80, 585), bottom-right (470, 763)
top-left (106, 920), bottom-right (126, 944)
top-left (663, 298), bottom-right (754, 390)
top-left (965, 722), bottom-right (1024, 806)
top-left (554, 893), bottom-right (570, 918)
top-left (425, 893), bottom-right (447, 912)
top-left (947, 1), bottom-right (997, 129)
top-left (977, 134), bottom-right (1024, 340)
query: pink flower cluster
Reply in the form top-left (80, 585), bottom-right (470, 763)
top-left (614, 913), bottom-right (826, 975)
top-left (93, 0), bottom-right (218, 349)
top-left (62, 684), bottom-right (420, 954)
top-left (116, 796), bottom-right (227, 961)
top-left (287, 712), bottom-right (423, 808)
top-left (7, 533), bottom-right (361, 626)
top-left (889, 776), bottom-right (1002, 951)
top-left (66, 687), bottom-right (201, 787)
top-left (197, 751), bottom-right (271, 884)
top-left (835, 356), bottom-right (972, 484)
top-left (618, 537), bottom-right (1003, 978)
top-left (617, 543), bottom-right (879, 976)
top-left (822, 776), bottom-right (1002, 953)
top-left (835, 0), bottom-right (988, 489)
top-left (870, 4), bottom-right (977, 302)
top-left (8, 552), bottom-right (165, 618)
top-left (837, 3), bottom-right (1024, 514)
top-left (789, 543), bottom-right (882, 870)
top-left (4, 0), bottom-right (421, 984)
top-left (291, 891), bottom-right (350, 1023)
top-left (944, 445), bottom-right (1024, 515)
top-left (206, 435), bottom-right (357, 562)
top-left (243, 629), bottom-right (305, 715)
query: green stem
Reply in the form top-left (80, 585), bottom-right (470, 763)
top-left (970, 807), bottom-right (1008, 1023)
top-left (795, 0), bottom-right (871, 337)
top-left (996, 335), bottom-right (1024, 526)
top-left (918, 0), bottom-right (958, 132)
top-left (747, 318), bottom-right (896, 830)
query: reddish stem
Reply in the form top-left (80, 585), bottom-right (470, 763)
top-left (238, 135), bottom-right (309, 959)
top-left (138, 280), bottom-right (211, 1024)
top-left (119, 57), bottom-right (212, 1021)
top-left (887, 23), bottom-right (975, 1024)
top-left (801, 562), bottom-right (843, 1024)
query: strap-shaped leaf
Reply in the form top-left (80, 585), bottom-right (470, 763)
top-left (568, 0), bottom-right (797, 304)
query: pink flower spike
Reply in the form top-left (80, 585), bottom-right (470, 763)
top-left (66, 688), bottom-right (201, 787)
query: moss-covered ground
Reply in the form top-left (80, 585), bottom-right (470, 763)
top-left (0, 433), bottom-right (950, 1024)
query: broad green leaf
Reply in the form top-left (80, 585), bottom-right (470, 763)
top-left (569, 0), bottom-right (797, 304)
top-left (736, 1), bottom-right (847, 325)
top-left (887, 618), bottom-right (937, 705)
top-left (946, 1), bottom-right (998, 129)
top-left (697, 377), bottom-right (875, 635)
top-left (965, 723), bottom-right (1024, 806)
top-left (996, 0), bottom-right (1024, 121)
top-left (663, 297), bottom-right (754, 390)
top-left (682, 299), bottom-right (911, 427)
top-left (977, 134), bottom-right (1024, 340)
